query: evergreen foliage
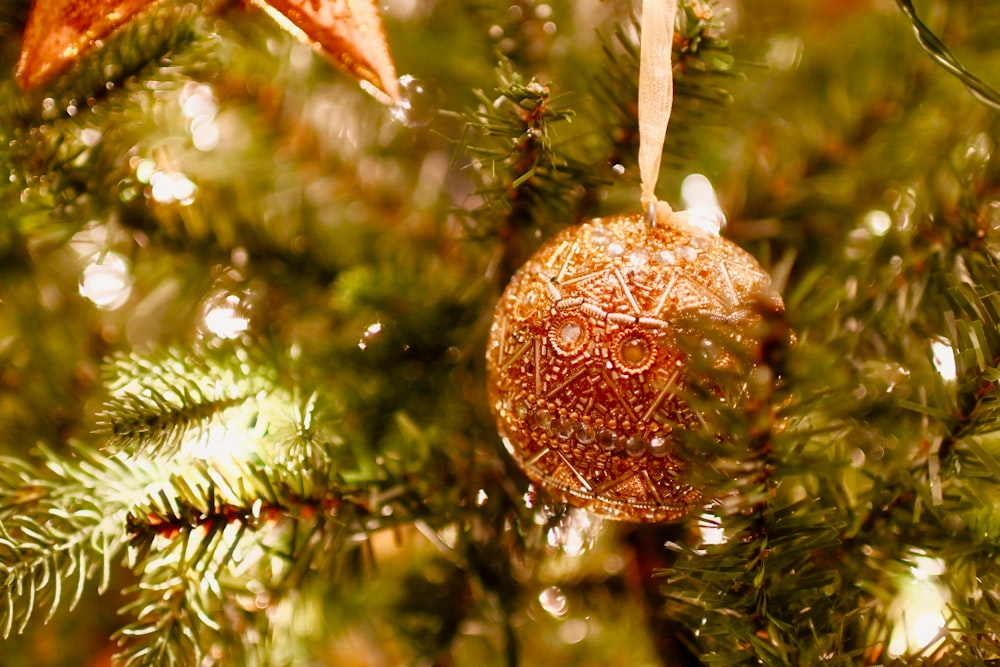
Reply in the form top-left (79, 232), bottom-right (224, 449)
top-left (2, 0), bottom-right (1000, 665)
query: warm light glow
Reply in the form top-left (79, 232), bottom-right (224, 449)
top-left (681, 173), bottom-right (725, 235)
top-left (911, 553), bottom-right (946, 580)
top-left (181, 83), bottom-right (218, 120)
top-left (181, 403), bottom-right (271, 484)
top-left (538, 585), bottom-right (568, 618)
top-left (765, 34), bottom-right (803, 71)
top-left (70, 222), bottom-right (108, 257)
top-left (203, 294), bottom-right (250, 339)
top-left (697, 513), bottom-right (727, 545)
top-left (180, 82), bottom-right (221, 152)
top-left (184, 420), bottom-right (254, 465)
top-left (135, 158), bottom-right (156, 183)
top-left (888, 551), bottom-right (951, 658)
top-left (390, 74), bottom-right (418, 122)
top-left (79, 128), bottom-right (102, 147)
top-left (191, 120), bottom-right (221, 152)
top-left (150, 170), bottom-right (197, 205)
top-left (887, 581), bottom-right (949, 658)
top-left (134, 155), bottom-right (198, 205)
top-left (557, 618), bottom-right (588, 644)
top-left (864, 210), bottom-right (892, 236)
top-left (358, 321), bottom-right (383, 350)
top-left (931, 338), bottom-right (957, 382)
top-left (546, 508), bottom-right (600, 556)
top-left (79, 252), bottom-right (132, 309)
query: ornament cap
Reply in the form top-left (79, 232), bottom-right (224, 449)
top-left (648, 199), bottom-right (678, 230)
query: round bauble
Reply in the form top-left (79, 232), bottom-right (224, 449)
top-left (485, 212), bottom-right (780, 522)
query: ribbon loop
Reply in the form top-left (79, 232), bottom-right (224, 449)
top-left (638, 0), bottom-right (677, 220)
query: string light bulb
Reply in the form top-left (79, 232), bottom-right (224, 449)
top-left (79, 252), bottom-right (132, 309)
top-left (202, 293), bottom-right (251, 339)
top-left (931, 338), bottom-right (957, 382)
top-left (887, 551), bottom-right (951, 658)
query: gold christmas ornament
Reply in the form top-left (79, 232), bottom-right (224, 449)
top-left (15, 0), bottom-right (399, 99)
top-left (485, 212), bottom-right (780, 522)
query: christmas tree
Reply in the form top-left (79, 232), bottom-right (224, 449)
top-left (3, 0), bottom-right (1000, 664)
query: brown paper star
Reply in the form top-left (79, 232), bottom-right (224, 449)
top-left (15, 0), bottom-right (400, 100)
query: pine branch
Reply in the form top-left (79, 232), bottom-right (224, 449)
top-left (463, 1), bottom-right (738, 283)
top-left (113, 448), bottom-right (433, 664)
top-left (476, 0), bottom-right (557, 72)
top-left (97, 345), bottom-right (278, 456)
top-left (591, 2), bottom-right (735, 176)
top-left (0, 508), bottom-right (108, 638)
top-left (269, 390), bottom-right (342, 485)
top-left (789, 137), bottom-right (1000, 662)
top-left (0, 0), bottom-right (215, 235)
top-left (0, 448), bottom-right (133, 640)
top-left (0, 415), bottom-right (426, 664)
top-left (0, 0), bottom-right (216, 129)
top-left (114, 533), bottom-right (222, 667)
top-left (660, 299), bottom-right (862, 664)
top-left (461, 61), bottom-right (595, 280)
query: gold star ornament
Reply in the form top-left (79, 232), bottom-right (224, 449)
top-left (15, 0), bottom-right (400, 100)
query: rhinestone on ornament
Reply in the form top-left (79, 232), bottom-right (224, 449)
top-left (613, 331), bottom-right (656, 375)
top-left (485, 212), bottom-right (780, 522)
